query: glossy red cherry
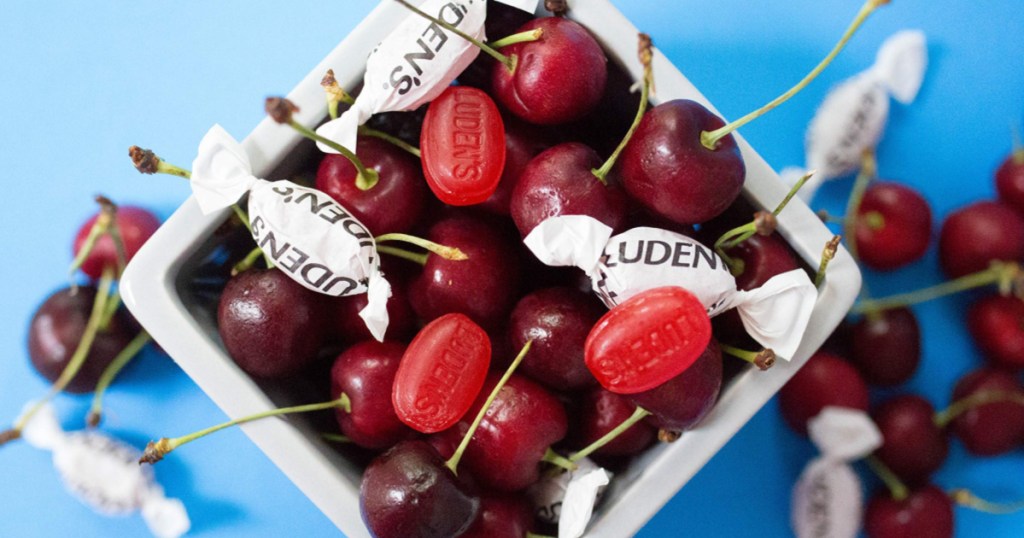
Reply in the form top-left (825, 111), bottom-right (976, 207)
top-left (865, 485), bottom-right (954, 538)
top-left (460, 493), bottom-right (534, 538)
top-left (855, 181), bottom-right (932, 270)
top-left (72, 205), bottom-right (160, 279)
top-left (574, 387), bottom-right (656, 457)
top-left (949, 368), bottom-right (1024, 456)
top-left (872, 394), bottom-right (948, 485)
top-left (420, 86), bottom-right (506, 206)
top-left (331, 341), bottom-right (413, 450)
top-left (727, 233), bottom-right (802, 291)
top-left (778, 351), bottom-right (869, 435)
top-left (850, 308), bottom-right (921, 386)
top-left (995, 149), bottom-right (1024, 214)
top-left (627, 339), bottom-right (722, 433)
top-left (392, 314), bottom-right (491, 434)
top-left (315, 136), bottom-right (426, 235)
top-left (938, 200), bottom-right (1024, 278)
top-left (491, 17), bottom-right (607, 125)
top-left (619, 99), bottom-right (744, 225)
top-left (585, 286), bottom-right (712, 395)
top-left (967, 295), bottom-right (1024, 370)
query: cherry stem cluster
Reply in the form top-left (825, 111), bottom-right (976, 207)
top-left (852, 261), bottom-right (1022, 315)
top-left (591, 33), bottom-right (654, 185)
top-left (87, 331), bottom-right (153, 428)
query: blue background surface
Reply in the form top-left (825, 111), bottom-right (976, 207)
top-left (1, 1), bottom-right (1022, 536)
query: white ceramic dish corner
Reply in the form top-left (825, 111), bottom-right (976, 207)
top-left (120, 1), bottom-right (862, 536)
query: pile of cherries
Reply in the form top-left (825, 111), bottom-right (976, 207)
top-left (779, 145), bottom-right (1024, 537)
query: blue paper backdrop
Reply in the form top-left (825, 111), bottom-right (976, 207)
top-left (1, 1), bottom-right (1022, 536)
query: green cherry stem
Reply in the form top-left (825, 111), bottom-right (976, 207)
top-left (843, 151), bottom-right (877, 262)
top-left (374, 233), bottom-right (468, 261)
top-left (569, 406), bottom-right (651, 463)
top-left (446, 340), bottom-right (533, 474)
top-left (951, 489), bottom-right (1024, 514)
top-left (284, 116), bottom-right (380, 191)
top-left (720, 344), bottom-right (777, 371)
top-left (377, 245), bottom-right (429, 266)
top-left (592, 33), bottom-right (654, 186)
top-left (321, 433), bottom-right (352, 444)
top-left (814, 235), bottom-right (842, 287)
top-left (140, 394), bottom-right (352, 465)
top-left (715, 170), bottom-right (814, 255)
top-left (490, 28), bottom-right (544, 49)
top-left (852, 261), bottom-right (1022, 315)
top-left (232, 246), bottom-right (268, 275)
top-left (542, 447), bottom-right (578, 472)
top-left (865, 454), bottom-right (909, 502)
top-left (359, 127), bottom-right (422, 158)
top-left (934, 390), bottom-right (1024, 429)
top-left (394, 0), bottom-right (517, 73)
top-left (86, 331), bottom-right (153, 428)
top-left (700, 0), bottom-right (890, 150)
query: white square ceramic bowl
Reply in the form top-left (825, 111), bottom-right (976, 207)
top-left (120, 1), bottom-right (862, 536)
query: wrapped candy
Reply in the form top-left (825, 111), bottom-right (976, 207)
top-left (523, 215), bottom-right (817, 359)
top-left (316, 0), bottom-right (540, 153)
top-left (19, 403), bottom-right (190, 538)
top-left (527, 457), bottom-right (611, 538)
top-left (191, 124), bottom-right (391, 340)
top-left (782, 30), bottom-right (928, 200)
top-left (791, 407), bottom-right (883, 538)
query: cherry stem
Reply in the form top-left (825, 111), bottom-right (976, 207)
top-left (569, 406), bottom-right (651, 463)
top-left (865, 454), bottom-right (909, 502)
top-left (321, 433), bottom-right (352, 444)
top-left (542, 447), bottom-right (578, 471)
top-left (14, 267), bottom-right (116, 433)
top-left (715, 170), bottom-right (814, 254)
top-left (700, 0), bottom-right (889, 149)
top-left (140, 394), bottom-right (351, 465)
top-left (377, 245), bottom-right (429, 266)
top-left (843, 151), bottom-right (878, 262)
top-left (232, 246), bottom-right (268, 275)
top-left (374, 233), bottom-right (468, 261)
top-left (814, 235), bottom-right (842, 287)
top-left (852, 261), bottom-right (1022, 315)
top-left (286, 119), bottom-right (380, 191)
top-left (592, 33), bottom-right (654, 185)
top-left (394, 0), bottom-right (516, 73)
top-left (359, 126), bottom-right (422, 158)
top-left (446, 340), bottom-right (533, 474)
top-left (86, 330), bottom-right (152, 428)
top-left (720, 344), bottom-right (776, 370)
top-left (816, 210), bottom-right (847, 225)
top-left (934, 389), bottom-right (1024, 429)
top-left (950, 489), bottom-right (1024, 514)
top-left (490, 28), bottom-right (544, 49)
top-left (321, 69), bottom-right (356, 120)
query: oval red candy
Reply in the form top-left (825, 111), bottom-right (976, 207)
top-left (584, 286), bottom-right (712, 394)
top-left (392, 313), bottom-right (492, 433)
top-left (420, 85), bottom-right (506, 206)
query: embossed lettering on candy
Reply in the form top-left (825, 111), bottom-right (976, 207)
top-left (584, 287), bottom-right (712, 395)
top-left (393, 313), bottom-right (492, 433)
top-left (420, 85), bottom-right (506, 205)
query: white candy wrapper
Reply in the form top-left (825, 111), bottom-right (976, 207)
top-left (791, 407), bottom-right (882, 538)
top-left (788, 30), bottom-right (928, 200)
top-left (523, 215), bottom-right (817, 359)
top-left (20, 403), bottom-right (190, 538)
top-left (191, 125), bottom-right (391, 341)
top-left (527, 457), bottom-right (611, 535)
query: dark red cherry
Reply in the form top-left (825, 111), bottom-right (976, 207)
top-left (491, 17), bottom-right (607, 125)
top-left (408, 214), bottom-right (523, 330)
top-left (576, 387), bottom-right (656, 456)
top-left (628, 339), bottom-right (722, 433)
top-left (73, 206), bottom-right (160, 279)
top-left (460, 493), bottom-right (534, 538)
top-left (360, 439), bottom-right (479, 538)
top-left (854, 181), bottom-right (932, 270)
top-left (315, 136), bottom-right (426, 235)
top-left (995, 150), bottom-right (1024, 214)
top-left (329, 273), bottom-right (415, 344)
top-left (872, 395), bottom-right (948, 485)
top-left (479, 117), bottom-right (551, 216)
top-left (217, 268), bottom-right (327, 378)
top-left (938, 200), bottom-right (1024, 278)
top-left (850, 308), bottom-right (921, 386)
top-left (330, 341), bottom-right (413, 450)
top-left (510, 142), bottom-right (628, 237)
top-left (508, 287), bottom-right (603, 391)
top-left (28, 286), bottom-right (134, 393)
top-left (949, 367), bottom-right (1024, 456)
top-left (778, 351), bottom-right (869, 435)
top-left (967, 295), bottom-right (1024, 370)
top-left (619, 99), bottom-right (744, 225)
top-left (865, 485), bottom-right (954, 538)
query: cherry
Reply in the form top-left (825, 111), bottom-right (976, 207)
top-left (217, 268), bottom-right (327, 378)
top-left (478, 116), bottom-right (551, 216)
top-left (850, 308), bottom-right (921, 386)
top-left (507, 286), bottom-right (603, 391)
top-left (938, 200), bottom-right (1024, 278)
top-left (315, 136), bottom-right (426, 235)
top-left (778, 351), bottom-right (869, 435)
top-left (27, 286), bottom-right (133, 393)
top-left (995, 146), bottom-right (1024, 214)
top-left (73, 204), bottom-right (160, 279)
top-left (490, 17), bottom-right (607, 125)
top-left (854, 181), bottom-right (932, 270)
top-left (509, 142), bottom-right (628, 237)
top-left (575, 387), bottom-right (656, 457)
top-left (871, 394), bottom-right (948, 485)
top-left (865, 485), bottom-right (954, 538)
top-left (628, 339), bottom-right (723, 434)
top-left (330, 341), bottom-right (414, 450)
top-left (947, 367), bottom-right (1024, 456)
top-left (460, 492), bottom-right (534, 538)
top-left (408, 214), bottom-right (523, 330)
top-left (967, 295), bottom-right (1024, 370)
top-left (360, 439), bottom-right (479, 538)
top-left (726, 233), bottom-right (802, 291)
